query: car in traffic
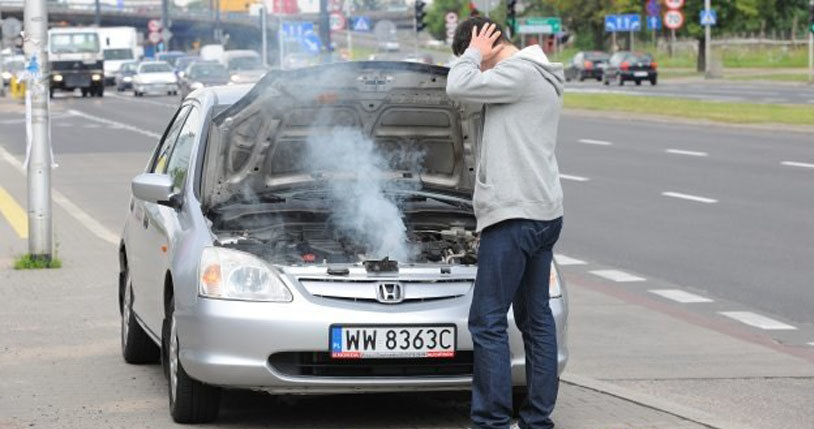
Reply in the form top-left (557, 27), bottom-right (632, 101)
top-left (222, 50), bottom-right (266, 85)
top-left (173, 55), bottom-right (199, 78)
top-left (156, 50), bottom-right (186, 68)
top-left (115, 60), bottom-right (139, 92)
top-left (132, 61), bottom-right (178, 96)
top-left (603, 51), bottom-right (658, 86)
top-left (564, 51), bottom-right (609, 82)
top-left (177, 61), bottom-right (229, 98)
top-left (118, 61), bottom-right (569, 423)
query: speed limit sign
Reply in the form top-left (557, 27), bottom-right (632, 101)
top-left (664, 0), bottom-right (685, 9)
top-left (664, 10), bottom-right (684, 29)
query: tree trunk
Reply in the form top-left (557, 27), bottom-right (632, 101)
top-left (696, 38), bottom-right (705, 72)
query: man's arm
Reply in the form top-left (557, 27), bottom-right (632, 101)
top-left (446, 48), bottom-right (526, 104)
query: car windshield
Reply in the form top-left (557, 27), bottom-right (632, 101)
top-left (190, 64), bottom-right (229, 80)
top-left (157, 53), bottom-right (183, 66)
top-left (120, 62), bottom-right (138, 73)
top-left (228, 56), bottom-right (262, 71)
top-left (176, 57), bottom-right (197, 69)
top-left (631, 53), bottom-right (654, 63)
top-left (585, 52), bottom-right (609, 61)
top-left (50, 33), bottom-right (100, 54)
top-left (103, 48), bottom-right (133, 60)
top-left (140, 63), bottom-right (172, 73)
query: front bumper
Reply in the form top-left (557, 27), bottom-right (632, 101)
top-left (580, 69), bottom-right (604, 79)
top-left (620, 70), bottom-right (657, 80)
top-left (134, 82), bottom-right (178, 94)
top-left (50, 71), bottom-right (103, 90)
top-left (177, 293), bottom-right (568, 393)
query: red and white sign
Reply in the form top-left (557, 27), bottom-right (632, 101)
top-left (445, 12), bottom-right (458, 46)
top-left (664, 10), bottom-right (684, 29)
top-left (664, 0), bottom-right (685, 10)
top-left (148, 31), bottom-right (162, 44)
top-left (147, 19), bottom-right (161, 32)
top-left (329, 12), bottom-right (345, 31)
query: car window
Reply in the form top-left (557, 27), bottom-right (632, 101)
top-left (140, 63), bottom-right (173, 73)
top-left (165, 106), bottom-right (201, 192)
top-left (152, 105), bottom-right (192, 174)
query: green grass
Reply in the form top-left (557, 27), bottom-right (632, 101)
top-left (14, 254), bottom-right (62, 269)
top-left (563, 93), bottom-right (814, 126)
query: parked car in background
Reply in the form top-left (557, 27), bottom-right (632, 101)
top-left (603, 51), bottom-right (658, 86)
top-left (565, 51), bottom-right (609, 82)
top-left (221, 50), bottom-right (266, 84)
top-left (132, 61), bottom-right (178, 96)
top-left (178, 61), bottom-right (229, 98)
top-left (156, 51), bottom-right (186, 68)
top-left (115, 60), bottom-right (139, 92)
top-left (173, 56), bottom-right (198, 78)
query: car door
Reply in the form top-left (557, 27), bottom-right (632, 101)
top-left (129, 104), bottom-right (191, 334)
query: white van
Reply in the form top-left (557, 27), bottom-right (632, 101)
top-left (97, 26), bottom-right (141, 85)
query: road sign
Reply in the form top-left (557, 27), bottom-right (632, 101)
top-left (351, 16), bottom-right (371, 32)
top-left (444, 12), bottom-right (458, 46)
top-left (148, 31), bottom-right (162, 44)
top-left (604, 14), bottom-right (641, 33)
top-left (148, 19), bottom-right (161, 32)
top-left (647, 16), bottom-right (662, 30)
top-left (282, 21), bottom-right (315, 40)
top-left (302, 31), bottom-right (321, 55)
top-left (700, 9), bottom-right (717, 26)
top-left (329, 12), bottom-right (345, 31)
top-left (664, 0), bottom-right (685, 9)
top-left (517, 17), bottom-right (561, 34)
top-left (646, 0), bottom-right (661, 16)
top-left (664, 10), bottom-right (684, 30)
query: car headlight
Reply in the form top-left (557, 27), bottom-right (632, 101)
top-left (53, 74), bottom-right (63, 82)
top-left (230, 74), bottom-right (240, 82)
top-left (199, 247), bottom-right (293, 302)
top-left (549, 262), bottom-right (562, 298)
top-left (91, 74), bottom-right (102, 81)
top-left (1, 71), bottom-right (11, 80)
top-left (190, 82), bottom-right (204, 90)
top-left (123, 76), bottom-right (132, 82)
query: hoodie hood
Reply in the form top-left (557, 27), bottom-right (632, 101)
top-left (513, 45), bottom-right (565, 96)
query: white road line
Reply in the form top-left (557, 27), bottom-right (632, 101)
top-left (578, 138), bottom-right (612, 146)
top-left (67, 109), bottom-right (162, 140)
top-left (666, 149), bottom-right (708, 157)
top-left (661, 192), bottom-right (718, 204)
top-left (0, 145), bottom-right (119, 246)
top-left (719, 311), bottom-right (797, 330)
top-left (554, 254), bottom-right (587, 266)
top-left (560, 174), bottom-right (590, 182)
top-left (590, 269), bottom-right (646, 282)
top-left (808, 342), bottom-right (814, 347)
top-left (780, 161), bottom-right (814, 169)
top-left (649, 289), bottom-right (713, 303)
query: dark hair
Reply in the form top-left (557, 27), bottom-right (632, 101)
top-left (452, 17), bottom-right (510, 57)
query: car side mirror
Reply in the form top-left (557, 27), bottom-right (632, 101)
top-left (131, 173), bottom-right (182, 209)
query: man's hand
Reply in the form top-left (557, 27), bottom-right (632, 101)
top-left (469, 23), bottom-right (503, 62)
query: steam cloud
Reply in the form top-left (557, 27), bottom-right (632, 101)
top-left (304, 127), bottom-right (419, 262)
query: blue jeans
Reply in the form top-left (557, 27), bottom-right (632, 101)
top-left (469, 217), bottom-right (563, 429)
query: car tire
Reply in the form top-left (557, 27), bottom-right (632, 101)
top-left (166, 296), bottom-right (221, 423)
top-left (617, 76), bottom-right (624, 86)
top-left (635, 80), bottom-right (642, 86)
top-left (81, 88), bottom-right (88, 97)
top-left (578, 76), bottom-right (585, 82)
top-left (603, 77), bottom-right (609, 86)
top-left (121, 269), bottom-right (161, 364)
top-left (650, 77), bottom-right (658, 86)
top-left (596, 76), bottom-right (602, 82)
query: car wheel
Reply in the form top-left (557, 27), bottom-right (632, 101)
top-left (617, 76), bottom-right (624, 86)
top-left (603, 78), bottom-right (609, 86)
top-left (121, 269), bottom-right (160, 364)
top-left (166, 296), bottom-right (221, 423)
top-left (81, 88), bottom-right (88, 97)
top-left (596, 76), bottom-right (602, 82)
top-left (635, 79), bottom-right (642, 86)
top-left (650, 77), bottom-right (658, 86)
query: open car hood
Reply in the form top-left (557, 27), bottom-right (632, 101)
top-left (202, 61), bottom-right (480, 209)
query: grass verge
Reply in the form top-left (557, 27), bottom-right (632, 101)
top-left (14, 254), bottom-right (62, 269)
top-left (726, 73), bottom-right (812, 83)
top-left (563, 93), bottom-right (814, 126)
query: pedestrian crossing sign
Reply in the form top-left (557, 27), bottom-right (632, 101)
top-left (352, 16), bottom-right (372, 32)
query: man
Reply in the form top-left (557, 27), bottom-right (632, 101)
top-left (446, 17), bottom-right (565, 429)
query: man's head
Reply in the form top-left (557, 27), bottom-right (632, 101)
top-left (452, 17), bottom-right (513, 69)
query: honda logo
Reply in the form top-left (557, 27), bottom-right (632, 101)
top-left (376, 283), bottom-right (404, 304)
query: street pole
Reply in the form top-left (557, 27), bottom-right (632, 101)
top-left (630, 30), bottom-right (634, 51)
top-left (94, 0), bottom-right (101, 26)
top-left (278, 15), bottom-right (285, 68)
top-left (161, 0), bottom-right (169, 51)
top-left (24, 0), bottom-right (53, 260)
top-left (670, 28), bottom-right (675, 57)
top-left (345, 0), bottom-right (352, 60)
top-left (260, 3), bottom-right (268, 68)
top-left (0, 5), bottom-right (5, 97)
top-left (215, 0), bottom-right (221, 43)
top-left (704, 0), bottom-right (711, 77)
top-left (809, 0), bottom-right (813, 84)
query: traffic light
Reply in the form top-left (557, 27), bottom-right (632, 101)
top-left (415, 0), bottom-right (427, 33)
top-left (809, 1), bottom-right (814, 33)
top-left (507, 0), bottom-right (517, 37)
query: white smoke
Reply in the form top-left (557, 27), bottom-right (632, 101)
top-left (304, 127), bottom-right (417, 262)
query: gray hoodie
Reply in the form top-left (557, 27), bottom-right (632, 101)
top-left (446, 45), bottom-right (565, 232)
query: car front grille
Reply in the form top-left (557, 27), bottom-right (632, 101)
top-left (268, 351), bottom-right (473, 377)
top-left (298, 278), bottom-right (473, 304)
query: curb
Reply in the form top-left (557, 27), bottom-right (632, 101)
top-left (560, 374), bottom-right (756, 429)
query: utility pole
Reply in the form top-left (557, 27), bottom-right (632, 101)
top-left (94, 0), bottom-right (101, 26)
top-left (260, 3), bottom-right (268, 68)
top-left (319, 0), bottom-right (331, 61)
top-left (24, 0), bottom-right (53, 260)
top-left (161, 0), bottom-right (169, 50)
top-left (345, 0), bottom-right (352, 60)
top-left (809, 0), bottom-right (813, 84)
top-left (704, 0), bottom-right (711, 77)
top-left (0, 5), bottom-right (5, 97)
top-left (215, 0), bottom-right (222, 43)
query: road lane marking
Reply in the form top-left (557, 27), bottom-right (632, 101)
top-left (578, 138), bottom-right (612, 146)
top-left (590, 269), bottom-right (645, 282)
top-left (781, 161), bottom-right (814, 169)
top-left (0, 145), bottom-right (119, 246)
top-left (554, 254), bottom-right (587, 266)
top-left (649, 289), bottom-right (713, 303)
top-left (666, 149), bottom-right (708, 157)
top-left (66, 109), bottom-right (162, 140)
top-left (808, 342), bottom-right (814, 347)
top-left (560, 174), bottom-right (590, 182)
top-left (0, 186), bottom-right (28, 238)
top-left (661, 192), bottom-right (718, 204)
top-left (719, 311), bottom-right (797, 330)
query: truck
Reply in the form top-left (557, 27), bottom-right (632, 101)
top-left (48, 27), bottom-right (105, 97)
top-left (97, 26), bottom-right (141, 86)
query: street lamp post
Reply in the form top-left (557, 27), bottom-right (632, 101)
top-left (260, 3), bottom-right (268, 68)
top-left (23, 0), bottom-right (53, 260)
top-left (94, 0), bottom-right (101, 26)
top-left (704, 0), bottom-right (711, 77)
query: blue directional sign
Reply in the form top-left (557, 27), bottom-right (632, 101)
top-left (647, 16), bottom-right (662, 30)
top-left (282, 21), bottom-right (315, 40)
top-left (301, 31), bottom-right (322, 55)
top-left (700, 9), bottom-right (717, 26)
top-left (351, 16), bottom-right (372, 32)
top-left (605, 14), bottom-right (642, 33)
top-left (646, 0), bottom-right (660, 17)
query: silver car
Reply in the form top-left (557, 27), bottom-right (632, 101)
top-left (119, 62), bottom-right (568, 423)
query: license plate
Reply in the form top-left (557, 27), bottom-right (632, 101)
top-left (330, 325), bottom-right (456, 359)
top-left (634, 71), bottom-right (649, 77)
